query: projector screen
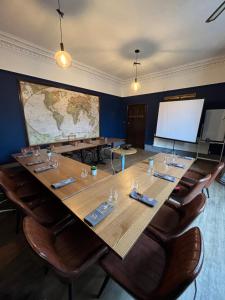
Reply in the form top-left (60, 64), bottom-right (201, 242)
top-left (155, 99), bottom-right (204, 143)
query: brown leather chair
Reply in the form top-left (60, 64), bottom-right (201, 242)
top-left (146, 193), bottom-right (206, 240)
top-left (0, 170), bottom-right (43, 199)
top-left (23, 216), bottom-right (108, 300)
top-left (0, 165), bottom-right (33, 186)
top-left (98, 227), bottom-right (203, 300)
top-left (182, 162), bottom-right (224, 198)
top-left (170, 173), bottom-right (211, 205)
top-left (0, 171), bottom-right (71, 230)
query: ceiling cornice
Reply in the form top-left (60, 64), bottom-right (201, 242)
top-left (122, 54), bottom-right (225, 85)
top-left (0, 30), bottom-right (121, 85)
top-left (1, 30), bottom-right (225, 95)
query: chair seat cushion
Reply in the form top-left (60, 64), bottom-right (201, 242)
top-left (33, 198), bottom-right (69, 225)
top-left (148, 205), bottom-right (180, 234)
top-left (171, 184), bottom-right (189, 203)
top-left (100, 233), bottom-right (166, 299)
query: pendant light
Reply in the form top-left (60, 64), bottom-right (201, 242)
top-left (54, 0), bottom-right (72, 68)
top-left (131, 49), bottom-right (141, 92)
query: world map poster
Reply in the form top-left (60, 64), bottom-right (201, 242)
top-left (19, 81), bottom-right (100, 145)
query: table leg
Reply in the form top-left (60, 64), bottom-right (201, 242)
top-left (121, 155), bottom-right (125, 171)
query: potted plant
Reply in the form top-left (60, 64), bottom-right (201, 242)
top-left (91, 165), bottom-right (97, 176)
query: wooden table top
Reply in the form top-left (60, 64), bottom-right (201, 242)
top-left (13, 151), bottom-right (111, 201)
top-left (112, 147), bottom-right (137, 156)
top-left (50, 138), bottom-right (125, 154)
top-left (139, 153), bottom-right (195, 179)
top-left (63, 163), bottom-right (180, 259)
top-left (152, 152), bottom-right (195, 167)
top-left (53, 142), bottom-right (98, 154)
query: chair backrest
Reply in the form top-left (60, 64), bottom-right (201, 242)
top-left (205, 162), bottom-right (224, 188)
top-left (154, 227), bottom-right (203, 299)
top-left (178, 193), bottom-right (206, 232)
top-left (23, 216), bottom-right (71, 276)
top-left (0, 171), bottom-right (47, 224)
top-left (0, 170), bottom-right (17, 192)
top-left (182, 173), bottom-right (211, 205)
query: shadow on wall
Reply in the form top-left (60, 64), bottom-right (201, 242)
top-left (37, 0), bottom-right (92, 17)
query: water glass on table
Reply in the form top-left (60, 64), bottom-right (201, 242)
top-left (81, 168), bottom-right (88, 178)
top-left (51, 157), bottom-right (59, 169)
top-left (107, 188), bottom-right (118, 207)
top-left (131, 180), bottom-right (139, 193)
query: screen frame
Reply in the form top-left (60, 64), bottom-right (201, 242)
top-left (155, 99), bottom-right (204, 144)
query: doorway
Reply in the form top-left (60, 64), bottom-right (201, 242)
top-left (127, 104), bottom-right (147, 149)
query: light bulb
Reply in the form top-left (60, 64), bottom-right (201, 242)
top-left (54, 50), bottom-right (72, 69)
top-left (131, 78), bottom-right (141, 91)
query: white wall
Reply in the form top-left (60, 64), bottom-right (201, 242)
top-left (1, 31), bottom-right (225, 98)
top-left (121, 55), bottom-right (225, 97)
top-left (152, 137), bottom-right (209, 154)
top-left (0, 31), bottom-right (122, 97)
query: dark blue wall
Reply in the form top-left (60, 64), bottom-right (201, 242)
top-left (0, 69), bottom-right (127, 164)
top-left (1, 68), bottom-right (225, 164)
top-left (124, 83), bottom-right (225, 146)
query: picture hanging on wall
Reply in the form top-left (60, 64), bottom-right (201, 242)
top-left (19, 81), bottom-right (99, 145)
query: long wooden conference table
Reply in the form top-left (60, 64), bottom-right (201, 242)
top-left (13, 151), bottom-right (194, 259)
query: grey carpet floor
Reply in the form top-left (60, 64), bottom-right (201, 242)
top-left (0, 150), bottom-right (224, 300)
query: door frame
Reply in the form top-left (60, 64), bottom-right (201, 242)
top-left (126, 103), bottom-right (148, 149)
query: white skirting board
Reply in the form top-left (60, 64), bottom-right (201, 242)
top-left (145, 137), bottom-right (209, 154)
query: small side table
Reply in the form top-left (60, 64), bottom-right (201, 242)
top-left (112, 148), bottom-right (137, 171)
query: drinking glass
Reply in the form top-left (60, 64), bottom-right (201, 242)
top-left (47, 151), bottom-right (52, 162)
top-left (147, 166), bottom-right (154, 176)
top-left (163, 155), bottom-right (169, 167)
top-left (21, 147), bottom-right (28, 156)
top-left (33, 147), bottom-right (40, 157)
top-left (107, 188), bottom-right (118, 207)
top-left (131, 180), bottom-right (139, 193)
top-left (51, 158), bottom-right (59, 169)
top-left (172, 153), bottom-right (176, 163)
top-left (81, 168), bottom-right (88, 178)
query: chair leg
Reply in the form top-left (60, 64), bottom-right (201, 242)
top-left (193, 279), bottom-right (197, 300)
top-left (97, 275), bottom-right (110, 298)
top-left (68, 281), bottom-right (73, 300)
top-left (16, 210), bottom-right (21, 234)
top-left (44, 266), bottom-right (49, 276)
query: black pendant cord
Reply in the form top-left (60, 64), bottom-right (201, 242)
top-left (56, 0), bottom-right (64, 50)
top-left (133, 50), bottom-right (140, 81)
top-left (135, 53), bottom-right (137, 80)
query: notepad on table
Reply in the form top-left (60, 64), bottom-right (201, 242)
top-left (34, 165), bottom-right (54, 173)
top-left (154, 171), bottom-right (176, 182)
top-left (51, 177), bottom-right (76, 189)
top-left (167, 162), bottom-right (185, 169)
top-left (84, 202), bottom-right (113, 227)
top-left (26, 160), bottom-right (44, 166)
top-left (129, 191), bottom-right (157, 207)
top-left (178, 155), bottom-right (193, 160)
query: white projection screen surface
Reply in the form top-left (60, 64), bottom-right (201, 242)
top-left (155, 99), bottom-right (204, 143)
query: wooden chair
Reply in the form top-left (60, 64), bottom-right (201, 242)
top-left (98, 227), bottom-right (203, 300)
top-left (181, 162), bottom-right (224, 198)
top-left (170, 174), bottom-right (211, 205)
top-left (146, 193), bottom-right (206, 240)
top-left (23, 216), bottom-right (108, 300)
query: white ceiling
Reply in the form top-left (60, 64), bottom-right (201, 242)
top-left (0, 0), bottom-right (225, 79)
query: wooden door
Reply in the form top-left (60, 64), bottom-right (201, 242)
top-left (127, 104), bottom-right (146, 148)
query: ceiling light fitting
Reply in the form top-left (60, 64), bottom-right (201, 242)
top-left (131, 49), bottom-right (141, 92)
top-left (54, 0), bottom-right (72, 68)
